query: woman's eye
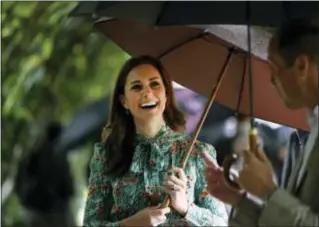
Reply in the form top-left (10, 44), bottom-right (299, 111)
top-left (131, 84), bottom-right (142, 90)
top-left (150, 81), bottom-right (160, 87)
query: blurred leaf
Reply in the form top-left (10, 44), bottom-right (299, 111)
top-left (42, 38), bottom-right (53, 59)
top-left (12, 2), bottom-right (37, 18)
top-left (2, 2), bottom-right (127, 225)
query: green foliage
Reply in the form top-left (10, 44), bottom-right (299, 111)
top-left (1, 2), bottom-right (129, 226)
top-left (254, 25), bottom-right (276, 34)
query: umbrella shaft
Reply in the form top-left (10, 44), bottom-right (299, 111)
top-left (181, 47), bottom-right (235, 168)
top-left (160, 47), bottom-right (235, 209)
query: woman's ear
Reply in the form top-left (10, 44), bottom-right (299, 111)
top-left (120, 95), bottom-right (128, 109)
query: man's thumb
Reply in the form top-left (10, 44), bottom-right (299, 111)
top-left (254, 145), bottom-right (269, 163)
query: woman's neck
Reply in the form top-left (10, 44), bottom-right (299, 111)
top-left (135, 117), bottom-right (165, 138)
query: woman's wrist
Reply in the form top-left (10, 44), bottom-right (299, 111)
top-left (177, 204), bottom-right (189, 217)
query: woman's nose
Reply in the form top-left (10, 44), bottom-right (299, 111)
top-left (142, 86), bottom-right (152, 96)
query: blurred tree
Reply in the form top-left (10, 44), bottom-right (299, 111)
top-left (254, 25), bottom-right (276, 34)
top-left (1, 1), bottom-right (128, 226)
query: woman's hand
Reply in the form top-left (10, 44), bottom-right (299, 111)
top-left (162, 167), bottom-right (189, 216)
top-left (120, 205), bottom-right (170, 227)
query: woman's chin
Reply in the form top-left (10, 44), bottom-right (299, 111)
top-left (134, 109), bottom-right (164, 122)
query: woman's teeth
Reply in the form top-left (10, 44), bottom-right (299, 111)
top-left (140, 102), bottom-right (157, 108)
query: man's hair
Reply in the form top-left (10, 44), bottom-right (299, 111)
top-left (273, 17), bottom-right (319, 66)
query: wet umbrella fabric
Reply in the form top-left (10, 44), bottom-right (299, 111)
top-left (69, 1), bottom-right (319, 27)
top-left (91, 19), bottom-right (308, 130)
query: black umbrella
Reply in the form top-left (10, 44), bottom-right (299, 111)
top-left (55, 96), bottom-right (111, 153)
top-left (70, 1), bottom-right (319, 27)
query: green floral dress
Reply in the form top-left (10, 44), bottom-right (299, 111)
top-left (83, 124), bottom-right (228, 226)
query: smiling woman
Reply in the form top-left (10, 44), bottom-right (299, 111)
top-left (120, 64), bottom-right (168, 130)
top-left (83, 55), bottom-right (229, 226)
top-left (104, 56), bottom-right (186, 177)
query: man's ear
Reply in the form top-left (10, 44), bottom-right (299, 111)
top-left (120, 95), bottom-right (128, 109)
top-left (293, 54), bottom-right (310, 79)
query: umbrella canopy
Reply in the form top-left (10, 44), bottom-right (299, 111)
top-left (174, 87), bottom-right (236, 134)
top-left (55, 96), bottom-right (110, 152)
top-left (92, 19), bottom-right (308, 131)
top-left (69, 1), bottom-right (319, 27)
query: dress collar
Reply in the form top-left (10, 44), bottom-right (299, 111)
top-left (134, 124), bottom-right (174, 144)
top-left (130, 124), bottom-right (183, 173)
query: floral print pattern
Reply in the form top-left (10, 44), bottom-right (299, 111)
top-left (83, 124), bottom-right (228, 226)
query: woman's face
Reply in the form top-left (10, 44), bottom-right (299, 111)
top-left (121, 64), bottom-right (167, 123)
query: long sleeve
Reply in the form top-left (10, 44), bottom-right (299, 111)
top-left (230, 136), bottom-right (319, 227)
top-left (185, 143), bottom-right (229, 226)
top-left (258, 133), bottom-right (319, 226)
top-left (259, 188), bottom-right (319, 226)
top-left (228, 195), bottom-right (263, 226)
top-left (83, 143), bottom-right (120, 227)
top-left (230, 188), bottom-right (319, 226)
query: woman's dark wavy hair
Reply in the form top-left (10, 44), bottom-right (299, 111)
top-left (102, 55), bottom-right (186, 177)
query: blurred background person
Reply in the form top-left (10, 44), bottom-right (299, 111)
top-left (15, 122), bottom-right (75, 227)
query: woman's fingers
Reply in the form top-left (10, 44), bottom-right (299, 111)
top-left (153, 207), bottom-right (171, 215)
top-left (165, 167), bottom-right (188, 190)
top-left (165, 175), bottom-right (186, 189)
top-left (163, 181), bottom-right (184, 192)
top-left (171, 167), bottom-right (188, 182)
top-left (150, 207), bottom-right (170, 226)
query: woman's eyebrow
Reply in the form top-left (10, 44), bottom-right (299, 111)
top-left (149, 76), bottom-right (160, 81)
top-left (130, 80), bottom-right (141, 85)
top-left (130, 76), bottom-right (160, 85)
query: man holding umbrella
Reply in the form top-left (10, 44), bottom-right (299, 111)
top-left (203, 17), bottom-right (318, 226)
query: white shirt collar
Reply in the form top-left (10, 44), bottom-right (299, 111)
top-left (308, 105), bottom-right (318, 132)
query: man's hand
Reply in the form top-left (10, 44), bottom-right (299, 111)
top-left (202, 151), bottom-right (244, 206)
top-left (237, 147), bottom-right (277, 199)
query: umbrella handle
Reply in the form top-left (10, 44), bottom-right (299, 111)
top-left (222, 128), bottom-right (258, 190)
top-left (249, 128), bottom-right (258, 154)
top-left (159, 196), bottom-right (171, 209)
top-left (159, 48), bottom-right (235, 209)
top-left (222, 153), bottom-right (241, 190)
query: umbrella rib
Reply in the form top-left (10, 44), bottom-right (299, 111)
top-left (235, 57), bottom-right (247, 113)
top-left (155, 2), bottom-right (168, 25)
top-left (157, 32), bottom-right (208, 59)
top-left (246, 1), bottom-right (255, 127)
top-left (201, 35), bottom-right (248, 58)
